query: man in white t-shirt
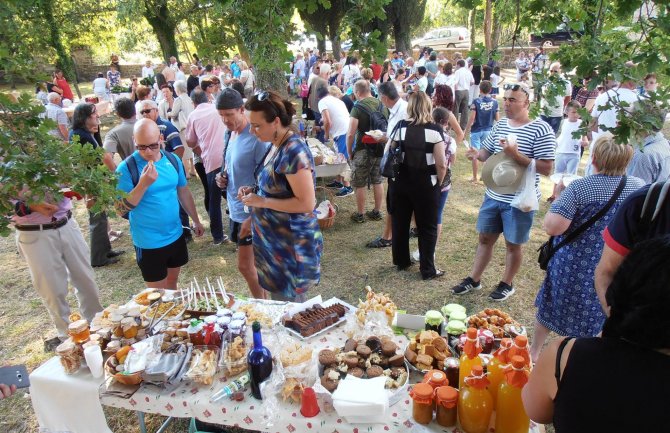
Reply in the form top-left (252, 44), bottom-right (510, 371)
top-left (141, 61), bottom-right (155, 79)
top-left (175, 62), bottom-right (186, 82)
top-left (586, 79), bottom-right (639, 175)
top-left (318, 86), bottom-right (352, 196)
top-left (414, 66), bottom-right (428, 93)
top-left (453, 59), bottom-right (475, 131)
top-left (540, 62), bottom-right (572, 135)
top-left (293, 54), bottom-right (306, 82)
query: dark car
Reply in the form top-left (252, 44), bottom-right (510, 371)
top-left (530, 23), bottom-right (583, 47)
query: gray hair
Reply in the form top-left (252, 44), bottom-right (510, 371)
top-left (378, 82), bottom-right (399, 101)
top-left (47, 92), bottom-right (61, 103)
top-left (190, 88), bottom-right (209, 106)
top-left (138, 100), bottom-right (158, 111)
top-left (174, 80), bottom-right (187, 95)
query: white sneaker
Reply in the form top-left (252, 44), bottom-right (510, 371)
top-left (412, 249), bottom-right (436, 262)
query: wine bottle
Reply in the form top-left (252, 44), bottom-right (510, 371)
top-left (247, 321), bottom-right (273, 400)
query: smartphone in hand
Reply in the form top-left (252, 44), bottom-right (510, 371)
top-left (0, 365), bottom-right (30, 389)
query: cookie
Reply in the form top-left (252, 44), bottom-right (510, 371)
top-left (348, 367), bottom-right (364, 378)
top-left (365, 336), bottom-right (382, 352)
top-left (366, 365), bottom-right (384, 378)
top-left (344, 353), bottom-right (359, 368)
top-left (389, 353), bottom-right (405, 367)
top-left (381, 340), bottom-right (397, 357)
top-left (356, 345), bottom-right (372, 359)
top-left (344, 338), bottom-right (358, 352)
top-left (318, 349), bottom-right (337, 366)
top-left (320, 375), bottom-right (339, 392)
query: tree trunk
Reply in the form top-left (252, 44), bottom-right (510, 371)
top-left (331, 34), bottom-right (342, 61)
top-left (142, 0), bottom-right (179, 62)
top-left (393, 26), bottom-right (411, 55)
top-left (492, 6), bottom-right (501, 49)
top-left (41, 0), bottom-right (81, 98)
top-left (484, 0), bottom-right (492, 51)
top-left (469, 9), bottom-right (476, 51)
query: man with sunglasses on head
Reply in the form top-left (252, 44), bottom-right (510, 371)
top-left (453, 82), bottom-right (555, 301)
top-left (116, 119), bottom-right (204, 289)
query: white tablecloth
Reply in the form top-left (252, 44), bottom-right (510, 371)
top-left (30, 357), bottom-right (112, 433)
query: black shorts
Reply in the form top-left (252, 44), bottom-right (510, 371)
top-left (135, 234), bottom-right (189, 283)
top-left (229, 220), bottom-right (253, 246)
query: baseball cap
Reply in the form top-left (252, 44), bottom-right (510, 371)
top-left (216, 88), bottom-right (244, 110)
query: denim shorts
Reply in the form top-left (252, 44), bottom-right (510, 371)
top-left (476, 195), bottom-right (535, 245)
top-left (470, 128), bottom-right (491, 150)
top-left (554, 153), bottom-right (580, 175)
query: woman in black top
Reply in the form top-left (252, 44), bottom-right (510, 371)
top-left (523, 235), bottom-right (670, 433)
top-left (380, 60), bottom-right (394, 83)
top-left (388, 92), bottom-right (447, 280)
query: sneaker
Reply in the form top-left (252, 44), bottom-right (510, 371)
top-left (366, 237), bottom-right (392, 248)
top-left (412, 249), bottom-right (436, 263)
top-left (335, 186), bottom-right (354, 197)
top-left (44, 336), bottom-right (63, 352)
top-left (366, 210), bottom-right (383, 221)
top-left (489, 281), bottom-right (516, 301)
top-left (351, 212), bottom-right (365, 223)
top-left (451, 277), bottom-right (482, 295)
top-left (212, 235), bottom-right (230, 245)
top-left (326, 180), bottom-right (344, 189)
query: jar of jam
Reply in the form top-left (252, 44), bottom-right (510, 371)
top-left (68, 319), bottom-right (90, 344)
top-left (410, 382), bottom-right (434, 424)
top-left (424, 310), bottom-right (445, 334)
top-left (443, 357), bottom-right (460, 389)
top-left (121, 317), bottom-right (138, 339)
top-left (434, 386), bottom-right (458, 427)
top-left (56, 340), bottom-right (81, 374)
top-left (479, 329), bottom-right (495, 354)
top-left (423, 370), bottom-right (448, 389)
top-left (110, 314), bottom-right (124, 338)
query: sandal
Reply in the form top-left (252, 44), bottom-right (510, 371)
top-left (351, 212), bottom-right (365, 223)
top-left (423, 269), bottom-right (445, 280)
top-left (366, 237), bottom-right (392, 248)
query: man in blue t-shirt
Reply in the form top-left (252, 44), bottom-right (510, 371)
top-left (466, 80), bottom-right (499, 182)
top-left (230, 55), bottom-right (241, 79)
top-left (215, 89), bottom-right (271, 299)
top-left (116, 119), bottom-right (204, 289)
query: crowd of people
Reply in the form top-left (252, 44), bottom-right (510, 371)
top-left (16, 45), bottom-right (670, 427)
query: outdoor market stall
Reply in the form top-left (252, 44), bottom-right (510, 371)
top-left (63, 100), bottom-right (112, 119)
top-left (29, 282), bottom-right (542, 433)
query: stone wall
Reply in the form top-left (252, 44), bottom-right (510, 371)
top-left (407, 46), bottom-right (559, 68)
top-left (71, 47), bottom-right (145, 81)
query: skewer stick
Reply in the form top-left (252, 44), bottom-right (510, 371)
top-left (199, 278), bottom-right (210, 310)
top-left (206, 277), bottom-right (220, 309)
top-left (217, 277), bottom-right (229, 304)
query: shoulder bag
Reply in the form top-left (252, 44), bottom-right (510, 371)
top-left (538, 176), bottom-right (627, 270)
top-left (380, 120), bottom-right (405, 179)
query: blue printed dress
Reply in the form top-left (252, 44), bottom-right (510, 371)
top-left (251, 134), bottom-right (323, 299)
top-left (535, 174), bottom-right (644, 337)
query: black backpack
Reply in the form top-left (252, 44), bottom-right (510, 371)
top-left (357, 100), bottom-right (388, 133)
top-left (121, 150), bottom-right (181, 219)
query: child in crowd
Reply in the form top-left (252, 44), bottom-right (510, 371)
top-left (466, 80), bottom-right (499, 182)
top-left (548, 100), bottom-right (589, 202)
top-left (490, 66), bottom-right (504, 97)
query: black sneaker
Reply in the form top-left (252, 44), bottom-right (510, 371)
top-left (451, 277), bottom-right (482, 295)
top-left (44, 336), bottom-right (63, 352)
top-left (326, 180), bottom-right (344, 189)
top-left (366, 210), bottom-right (383, 221)
top-left (489, 281), bottom-right (516, 301)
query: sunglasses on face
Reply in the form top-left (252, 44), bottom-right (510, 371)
top-left (140, 109), bottom-right (155, 115)
top-left (503, 83), bottom-right (530, 98)
top-left (136, 143), bottom-right (160, 151)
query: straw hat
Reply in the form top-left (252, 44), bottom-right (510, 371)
top-left (481, 152), bottom-right (525, 194)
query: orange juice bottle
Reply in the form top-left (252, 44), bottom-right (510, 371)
top-left (459, 328), bottom-right (482, 389)
top-left (458, 365), bottom-right (493, 433)
top-left (495, 355), bottom-right (530, 433)
top-left (488, 338), bottom-right (512, 406)
top-left (508, 335), bottom-right (531, 367)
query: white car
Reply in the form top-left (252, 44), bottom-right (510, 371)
top-left (411, 27), bottom-right (471, 50)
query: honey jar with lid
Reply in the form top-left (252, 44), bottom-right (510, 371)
top-left (56, 340), bottom-right (81, 374)
top-left (68, 319), bottom-right (90, 344)
top-left (121, 317), bottom-right (139, 339)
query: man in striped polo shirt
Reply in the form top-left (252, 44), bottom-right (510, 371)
top-left (453, 83), bottom-right (555, 301)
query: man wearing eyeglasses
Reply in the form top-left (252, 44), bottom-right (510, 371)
top-left (540, 62), bottom-right (572, 135)
top-left (116, 119), bottom-right (204, 289)
top-left (453, 82), bottom-right (555, 301)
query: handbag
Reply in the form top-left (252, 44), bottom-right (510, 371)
top-left (538, 176), bottom-right (627, 270)
top-left (380, 121), bottom-right (405, 179)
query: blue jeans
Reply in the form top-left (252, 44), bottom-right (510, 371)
top-left (437, 190), bottom-right (450, 224)
top-left (540, 115), bottom-right (562, 135)
top-left (470, 128), bottom-right (492, 150)
top-left (476, 195), bottom-right (535, 245)
top-left (206, 169), bottom-right (224, 241)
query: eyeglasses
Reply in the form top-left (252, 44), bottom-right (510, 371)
top-left (136, 143), bottom-right (160, 151)
top-left (140, 109), bottom-right (155, 115)
top-left (503, 83), bottom-right (530, 98)
top-left (256, 90), bottom-right (280, 119)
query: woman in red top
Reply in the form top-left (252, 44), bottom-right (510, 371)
top-left (53, 69), bottom-right (74, 101)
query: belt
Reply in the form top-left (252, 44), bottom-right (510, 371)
top-left (15, 211), bottom-right (72, 231)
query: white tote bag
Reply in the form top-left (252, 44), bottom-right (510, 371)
top-left (511, 159), bottom-right (539, 212)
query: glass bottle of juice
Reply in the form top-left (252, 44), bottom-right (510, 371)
top-left (458, 365), bottom-right (493, 433)
top-left (508, 335), bottom-right (531, 367)
top-left (488, 338), bottom-right (512, 406)
top-left (459, 328), bottom-right (482, 389)
top-left (495, 355), bottom-right (530, 433)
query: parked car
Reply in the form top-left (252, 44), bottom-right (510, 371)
top-left (411, 27), bottom-right (470, 50)
top-left (530, 23), bottom-right (583, 47)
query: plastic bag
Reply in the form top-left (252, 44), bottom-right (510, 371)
top-left (511, 159), bottom-right (539, 212)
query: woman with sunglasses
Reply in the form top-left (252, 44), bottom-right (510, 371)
top-left (239, 91), bottom-right (323, 301)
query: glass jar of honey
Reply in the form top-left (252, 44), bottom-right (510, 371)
top-left (435, 386), bottom-right (458, 427)
top-left (410, 382), bottom-right (434, 424)
top-left (56, 340), bottom-right (81, 374)
top-left (68, 319), bottom-right (90, 344)
top-left (110, 314), bottom-right (124, 338)
top-left (121, 317), bottom-right (138, 339)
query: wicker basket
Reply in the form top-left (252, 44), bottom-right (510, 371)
top-left (318, 210), bottom-right (336, 230)
top-left (315, 186), bottom-right (337, 230)
top-left (105, 356), bottom-right (143, 385)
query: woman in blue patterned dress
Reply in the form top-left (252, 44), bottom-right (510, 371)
top-left (530, 134), bottom-right (644, 361)
top-left (239, 90), bottom-right (323, 301)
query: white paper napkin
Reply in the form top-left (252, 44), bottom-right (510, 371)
top-left (332, 376), bottom-right (389, 423)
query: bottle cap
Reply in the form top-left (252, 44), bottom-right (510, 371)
top-left (252, 321), bottom-right (261, 332)
top-left (466, 328), bottom-right (478, 338)
top-left (514, 335), bottom-right (528, 347)
top-left (511, 355), bottom-right (526, 369)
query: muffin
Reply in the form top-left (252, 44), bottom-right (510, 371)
top-left (318, 349), bottom-right (337, 366)
top-left (366, 365), bottom-right (384, 378)
top-left (381, 340), bottom-right (397, 357)
top-left (365, 336), bottom-right (382, 352)
top-left (344, 353), bottom-right (359, 368)
top-left (389, 353), bottom-right (405, 367)
top-left (321, 374), bottom-right (339, 392)
top-left (348, 367), bottom-right (364, 378)
top-left (344, 338), bottom-right (358, 352)
top-left (356, 345), bottom-right (372, 359)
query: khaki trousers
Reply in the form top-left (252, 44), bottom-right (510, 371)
top-left (16, 218), bottom-right (103, 338)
